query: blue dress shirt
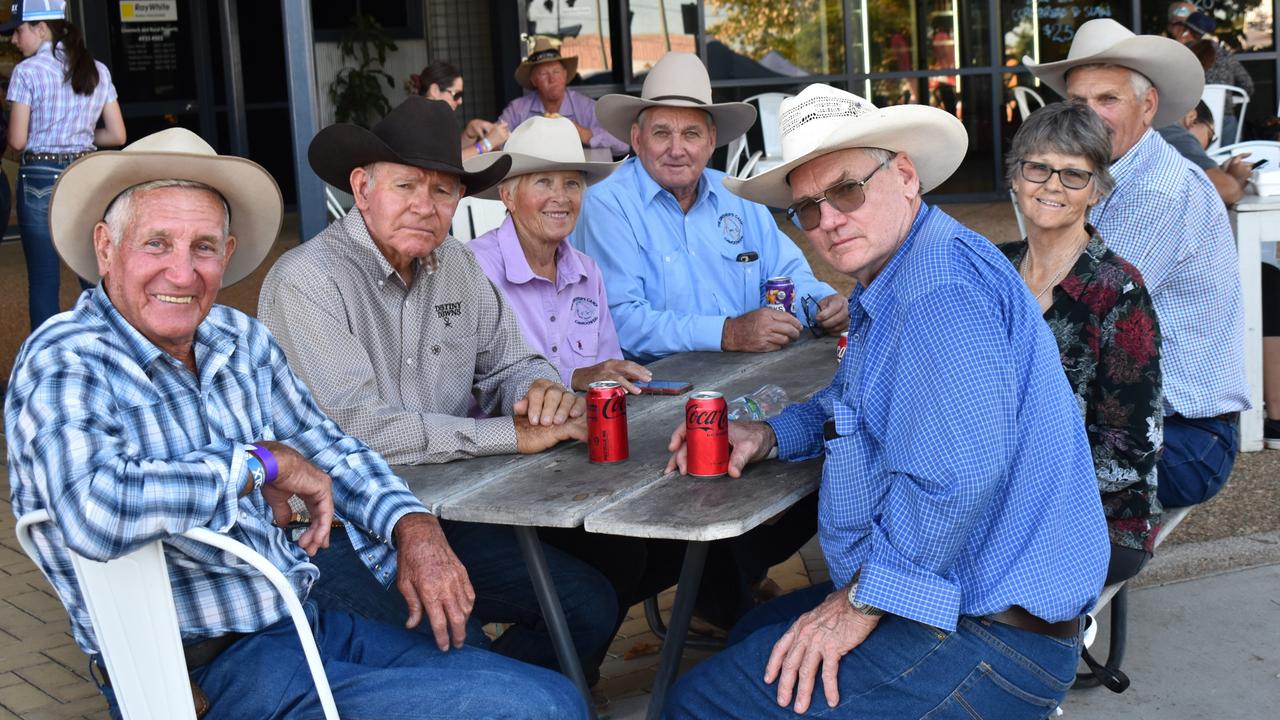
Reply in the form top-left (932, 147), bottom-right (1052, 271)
top-left (570, 157), bottom-right (837, 363)
top-left (768, 204), bottom-right (1110, 630)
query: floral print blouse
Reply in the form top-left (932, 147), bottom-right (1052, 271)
top-left (1002, 227), bottom-right (1164, 552)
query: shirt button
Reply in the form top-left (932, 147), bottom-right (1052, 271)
top-left (431, 345), bottom-right (441, 355)
top-left (377, 280), bottom-right (384, 287)
top-left (551, 345), bottom-right (558, 352)
top-left (406, 357), bottom-right (415, 366)
top-left (550, 314), bottom-right (556, 322)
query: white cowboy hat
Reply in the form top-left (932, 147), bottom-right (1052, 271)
top-left (50, 128), bottom-right (283, 287)
top-left (595, 52), bottom-right (756, 148)
top-left (723, 84), bottom-right (968, 209)
top-left (463, 116), bottom-right (621, 200)
top-left (1022, 18), bottom-right (1203, 128)
top-left (513, 36), bottom-right (579, 90)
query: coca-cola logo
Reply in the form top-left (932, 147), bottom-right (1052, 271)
top-left (686, 406), bottom-right (726, 430)
top-left (601, 395), bottom-right (626, 419)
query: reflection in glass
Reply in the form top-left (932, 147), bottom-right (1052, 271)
top-left (704, 0), bottom-right (845, 79)
top-left (1003, 1), bottom-right (1133, 66)
top-left (527, 0), bottom-right (615, 83)
top-left (1140, 0), bottom-right (1272, 53)
top-left (629, 0), bottom-right (697, 77)
top-left (848, 1), bottom-right (992, 74)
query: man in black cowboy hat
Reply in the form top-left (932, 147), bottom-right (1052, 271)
top-left (258, 97), bottom-right (618, 679)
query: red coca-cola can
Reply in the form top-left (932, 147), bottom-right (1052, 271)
top-left (685, 391), bottom-right (729, 477)
top-left (587, 381), bottom-right (628, 463)
top-left (836, 331), bottom-right (848, 361)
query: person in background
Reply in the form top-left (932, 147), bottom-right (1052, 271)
top-left (499, 37), bottom-right (629, 157)
top-left (1158, 100), bottom-right (1253, 205)
top-left (1004, 102), bottom-right (1163, 585)
top-left (3, 0), bottom-right (125, 331)
top-left (1170, 7), bottom-right (1253, 144)
top-left (410, 59), bottom-right (510, 160)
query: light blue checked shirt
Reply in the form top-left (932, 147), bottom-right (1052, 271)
top-left (7, 41), bottom-right (117, 153)
top-left (6, 288), bottom-right (426, 654)
top-left (1090, 129), bottom-right (1250, 418)
top-left (570, 157), bottom-right (837, 363)
top-left (768, 205), bottom-right (1110, 630)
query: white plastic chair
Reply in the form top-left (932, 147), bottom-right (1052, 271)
top-left (1012, 86), bottom-right (1046, 121)
top-left (1010, 188), bottom-right (1027, 240)
top-left (324, 186), bottom-right (352, 222)
top-left (450, 196), bottom-right (508, 242)
top-left (1207, 139), bottom-right (1280, 166)
top-left (14, 510), bottom-right (339, 720)
top-left (743, 92), bottom-right (793, 177)
top-left (1201, 83), bottom-right (1249, 151)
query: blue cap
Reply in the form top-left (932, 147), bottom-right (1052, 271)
top-left (0, 0), bottom-right (67, 35)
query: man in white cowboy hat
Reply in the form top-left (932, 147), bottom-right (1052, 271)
top-left (571, 51), bottom-right (848, 364)
top-left (1026, 18), bottom-right (1250, 509)
top-left (499, 36), bottom-right (629, 157)
top-left (5, 127), bottom-right (588, 718)
top-left (663, 84), bottom-right (1109, 718)
top-left (258, 96), bottom-right (618, 681)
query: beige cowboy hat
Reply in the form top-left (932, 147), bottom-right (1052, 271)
top-left (463, 116), bottom-right (621, 200)
top-left (50, 127), bottom-right (282, 287)
top-left (1022, 18), bottom-right (1204, 128)
top-left (514, 36), bottom-right (579, 90)
top-left (723, 84), bottom-right (967, 209)
top-left (596, 52), bottom-right (756, 148)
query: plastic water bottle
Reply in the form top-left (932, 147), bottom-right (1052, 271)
top-left (727, 384), bottom-right (789, 421)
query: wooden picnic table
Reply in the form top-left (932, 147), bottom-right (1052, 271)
top-left (394, 334), bottom-right (839, 718)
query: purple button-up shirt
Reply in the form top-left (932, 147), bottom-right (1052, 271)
top-left (471, 216), bottom-right (624, 387)
top-left (499, 88), bottom-right (631, 156)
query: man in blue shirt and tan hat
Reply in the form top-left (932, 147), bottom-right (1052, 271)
top-left (663, 83), bottom-right (1109, 719)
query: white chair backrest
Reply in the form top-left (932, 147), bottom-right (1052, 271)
top-left (1012, 86), bottom-right (1046, 122)
top-left (1201, 83), bottom-right (1250, 151)
top-left (725, 135), bottom-right (747, 178)
top-left (1207, 140), bottom-right (1280, 166)
top-left (14, 510), bottom-right (339, 720)
top-left (743, 92), bottom-right (793, 177)
top-left (1009, 188), bottom-right (1027, 240)
top-left (451, 196), bottom-right (508, 243)
top-left (324, 186), bottom-right (353, 223)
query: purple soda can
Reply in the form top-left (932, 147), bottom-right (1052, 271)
top-left (764, 276), bottom-right (795, 314)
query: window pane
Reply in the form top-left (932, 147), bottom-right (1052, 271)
top-left (629, 0), bottom-right (697, 77)
top-left (849, 1), bottom-right (992, 74)
top-left (1140, 0), bottom-right (1273, 53)
top-left (1004, 1), bottom-right (1134, 65)
top-left (704, 0), bottom-right (845, 79)
top-left (529, 0), bottom-right (614, 83)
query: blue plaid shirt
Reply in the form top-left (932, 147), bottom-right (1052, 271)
top-left (6, 288), bottom-right (426, 653)
top-left (1090, 129), bottom-right (1250, 418)
top-left (768, 205), bottom-right (1110, 630)
top-left (7, 41), bottom-right (117, 153)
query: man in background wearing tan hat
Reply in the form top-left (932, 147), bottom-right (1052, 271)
top-left (663, 84), bottom-right (1108, 719)
top-left (571, 51), bottom-right (848, 364)
top-left (499, 36), bottom-right (629, 157)
top-left (1026, 18), bottom-right (1250, 509)
top-left (5, 127), bottom-right (588, 718)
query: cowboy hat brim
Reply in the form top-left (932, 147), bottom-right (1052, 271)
top-left (1023, 35), bottom-right (1204, 128)
top-left (50, 150), bottom-right (283, 287)
top-left (514, 55), bottom-right (579, 90)
top-left (463, 151), bottom-right (622, 200)
top-left (596, 94), bottom-right (757, 148)
top-left (309, 122), bottom-right (512, 198)
top-left (723, 104), bottom-right (968, 209)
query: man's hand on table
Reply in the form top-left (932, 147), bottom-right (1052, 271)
top-left (255, 441), bottom-right (334, 556)
top-left (722, 308), bottom-right (803, 352)
top-left (815, 293), bottom-right (850, 335)
top-left (765, 585), bottom-right (881, 714)
top-left (392, 512), bottom-right (475, 651)
top-left (515, 413), bottom-right (587, 454)
top-left (1223, 153), bottom-right (1253, 185)
top-left (571, 359), bottom-right (652, 394)
top-left (665, 419), bottom-right (776, 478)
top-left (514, 378), bottom-right (585, 426)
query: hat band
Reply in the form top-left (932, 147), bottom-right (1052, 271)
top-left (648, 94), bottom-right (708, 106)
top-left (527, 48), bottom-right (562, 63)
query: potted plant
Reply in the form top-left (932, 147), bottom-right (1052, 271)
top-left (328, 13), bottom-right (398, 128)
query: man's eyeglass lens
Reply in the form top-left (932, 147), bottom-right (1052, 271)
top-left (787, 157), bottom-right (892, 231)
top-left (1018, 161), bottom-right (1093, 190)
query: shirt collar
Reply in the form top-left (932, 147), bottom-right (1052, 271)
top-left (1109, 127), bottom-right (1156, 179)
top-left (494, 215), bottom-right (587, 290)
top-left (630, 156), bottom-right (715, 211)
top-left (92, 284), bottom-right (236, 376)
top-left (853, 202), bottom-right (933, 319)
top-left (345, 210), bottom-right (438, 286)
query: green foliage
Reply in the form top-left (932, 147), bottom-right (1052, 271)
top-left (328, 13), bottom-right (398, 128)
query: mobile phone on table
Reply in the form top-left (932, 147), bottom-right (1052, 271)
top-left (1251, 158), bottom-right (1270, 170)
top-left (635, 380), bottom-right (693, 395)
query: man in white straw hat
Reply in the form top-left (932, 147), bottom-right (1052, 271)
top-left (571, 51), bottom-right (848, 364)
top-left (662, 84), bottom-right (1109, 718)
top-left (259, 98), bottom-right (617, 681)
top-left (1026, 18), bottom-right (1250, 510)
top-left (5, 127), bottom-right (588, 718)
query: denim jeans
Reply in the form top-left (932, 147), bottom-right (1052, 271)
top-left (668, 583), bottom-right (1081, 719)
top-left (18, 159), bottom-right (75, 331)
top-left (98, 602), bottom-right (588, 719)
top-left (1157, 415), bottom-right (1239, 508)
top-left (308, 520), bottom-right (618, 680)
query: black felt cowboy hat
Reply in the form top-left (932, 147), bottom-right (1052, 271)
top-left (309, 96), bottom-right (511, 196)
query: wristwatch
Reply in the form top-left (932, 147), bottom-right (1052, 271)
top-left (846, 581), bottom-right (884, 617)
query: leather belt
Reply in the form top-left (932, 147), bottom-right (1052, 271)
top-left (1166, 412), bottom-right (1239, 424)
top-left (986, 607), bottom-right (1081, 639)
top-left (94, 632), bottom-right (245, 688)
top-left (22, 150), bottom-right (90, 164)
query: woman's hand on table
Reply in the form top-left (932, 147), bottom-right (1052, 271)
top-left (572, 359), bottom-right (652, 394)
top-left (664, 419), bottom-right (776, 478)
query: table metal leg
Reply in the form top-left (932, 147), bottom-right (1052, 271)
top-left (646, 540), bottom-right (710, 720)
top-left (512, 526), bottom-right (595, 717)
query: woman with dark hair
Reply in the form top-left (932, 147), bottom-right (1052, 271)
top-left (410, 59), bottom-right (509, 160)
top-left (3, 1), bottom-right (126, 331)
top-left (1004, 101), bottom-right (1163, 585)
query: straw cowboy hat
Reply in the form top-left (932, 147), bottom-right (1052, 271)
top-left (309, 96), bottom-right (511, 196)
top-left (1022, 18), bottom-right (1204, 128)
top-left (514, 36), bottom-right (579, 90)
top-left (596, 52), bottom-right (756, 148)
top-left (49, 127), bottom-right (282, 287)
top-left (463, 116), bottom-right (621, 200)
top-left (723, 84), bottom-right (967, 209)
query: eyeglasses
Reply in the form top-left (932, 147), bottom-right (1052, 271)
top-left (1201, 123), bottom-right (1217, 148)
top-left (444, 88), bottom-right (464, 102)
top-left (1016, 160), bottom-right (1095, 190)
top-left (786, 154), bottom-right (895, 231)
top-left (799, 294), bottom-right (824, 338)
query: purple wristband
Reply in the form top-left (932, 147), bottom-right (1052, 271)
top-left (250, 444), bottom-right (279, 485)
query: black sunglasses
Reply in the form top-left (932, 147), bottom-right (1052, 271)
top-left (1016, 160), bottom-right (1095, 190)
top-left (786, 154), bottom-right (895, 231)
top-left (799, 294), bottom-right (824, 338)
